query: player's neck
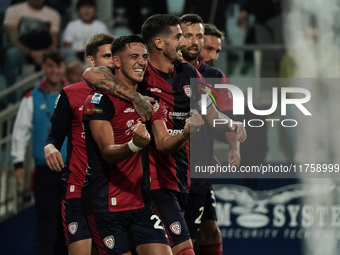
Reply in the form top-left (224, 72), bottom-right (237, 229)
top-left (149, 55), bottom-right (174, 73)
top-left (183, 58), bottom-right (199, 68)
top-left (115, 72), bottom-right (138, 91)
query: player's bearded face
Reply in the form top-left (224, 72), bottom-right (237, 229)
top-left (181, 23), bottom-right (204, 62)
top-left (163, 25), bottom-right (186, 64)
top-left (199, 35), bottom-right (222, 66)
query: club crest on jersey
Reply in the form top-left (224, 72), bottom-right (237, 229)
top-left (153, 101), bottom-right (159, 113)
top-left (90, 93), bottom-right (103, 104)
top-left (68, 222), bottom-right (78, 235)
top-left (183, 85), bottom-right (191, 98)
top-left (103, 235), bottom-right (115, 249)
top-left (169, 221), bottom-right (181, 235)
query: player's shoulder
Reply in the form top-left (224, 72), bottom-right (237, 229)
top-left (199, 61), bottom-right (224, 78)
top-left (63, 80), bottom-right (88, 92)
top-left (177, 62), bottom-right (197, 73)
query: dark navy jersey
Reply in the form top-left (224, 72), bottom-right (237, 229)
top-left (82, 91), bottom-right (166, 213)
top-left (190, 60), bottom-right (233, 194)
top-left (51, 81), bottom-right (93, 199)
top-left (139, 61), bottom-right (205, 193)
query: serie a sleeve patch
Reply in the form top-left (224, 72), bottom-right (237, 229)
top-left (90, 93), bottom-right (103, 104)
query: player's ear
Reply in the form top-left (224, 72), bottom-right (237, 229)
top-left (112, 56), bottom-right (121, 69)
top-left (87, 55), bottom-right (95, 67)
top-left (154, 37), bottom-right (164, 51)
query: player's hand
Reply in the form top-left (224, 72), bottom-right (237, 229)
top-left (132, 122), bottom-right (151, 148)
top-left (44, 144), bottom-right (64, 172)
top-left (133, 94), bottom-right (155, 122)
top-left (183, 111), bottom-right (205, 139)
top-left (14, 167), bottom-right (25, 186)
top-left (228, 149), bottom-right (241, 167)
top-left (229, 121), bottom-right (247, 143)
top-left (237, 10), bottom-right (249, 29)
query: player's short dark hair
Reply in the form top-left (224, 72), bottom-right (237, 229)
top-left (204, 23), bottom-right (225, 40)
top-left (179, 14), bottom-right (204, 26)
top-left (43, 49), bottom-right (65, 64)
top-left (111, 35), bottom-right (146, 56)
top-left (141, 14), bottom-right (181, 49)
top-left (85, 34), bottom-right (115, 57)
top-left (76, 0), bottom-right (96, 10)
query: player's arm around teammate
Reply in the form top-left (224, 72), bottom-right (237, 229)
top-left (83, 65), bottom-right (154, 122)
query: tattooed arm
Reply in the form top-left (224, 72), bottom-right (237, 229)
top-left (83, 66), bottom-right (154, 122)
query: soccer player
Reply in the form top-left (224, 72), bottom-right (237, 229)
top-left (180, 14), bottom-right (242, 255)
top-left (44, 33), bottom-right (154, 255)
top-left (199, 23), bottom-right (224, 67)
top-left (82, 14), bottom-right (246, 255)
top-left (82, 35), bottom-right (203, 255)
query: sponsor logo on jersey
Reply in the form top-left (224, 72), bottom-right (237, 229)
top-left (183, 85), bottom-right (191, 98)
top-left (90, 93), bottom-right (103, 104)
top-left (103, 235), bottom-right (115, 249)
top-left (150, 87), bottom-right (162, 93)
top-left (54, 94), bottom-right (61, 109)
top-left (169, 221), bottom-right (181, 235)
top-left (124, 107), bottom-right (135, 113)
top-left (68, 222), bottom-right (78, 235)
top-left (168, 129), bottom-right (184, 136)
top-left (70, 185), bottom-right (75, 193)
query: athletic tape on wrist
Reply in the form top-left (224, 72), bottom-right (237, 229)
top-left (128, 140), bottom-right (142, 152)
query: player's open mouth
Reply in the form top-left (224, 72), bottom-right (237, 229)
top-left (134, 69), bottom-right (144, 74)
top-left (177, 50), bottom-right (182, 56)
top-left (188, 47), bottom-right (198, 54)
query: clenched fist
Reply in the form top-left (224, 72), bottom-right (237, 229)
top-left (183, 111), bottom-right (205, 139)
top-left (132, 122), bottom-right (151, 148)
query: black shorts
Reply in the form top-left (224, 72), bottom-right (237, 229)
top-left (184, 186), bottom-right (218, 239)
top-left (62, 198), bottom-right (92, 245)
top-left (87, 206), bottom-right (170, 255)
top-left (151, 189), bottom-right (191, 247)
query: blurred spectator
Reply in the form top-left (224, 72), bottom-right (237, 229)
top-left (62, 0), bottom-right (109, 61)
top-left (65, 57), bottom-right (83, 84)
top-left (11, 49), bottom-right (68, 255)
top-left (3, 0), bottom-right (61, 87)
top-left (237, 0), bottom-right (283, 77)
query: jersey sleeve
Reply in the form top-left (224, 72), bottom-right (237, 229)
top-left (51, 89), bottom-right (72, 128)
top-left (150, 99), bottom-right (167, 124)
top-left (44, 89), bottom-right (71, 149)
top-left (216, 74), bottom-right (233, 112)
top-left (194, 69), bottom-right (213, 111)
top-left (83, 92), bottom-right (115, 122)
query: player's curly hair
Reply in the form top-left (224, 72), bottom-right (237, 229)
top-left (179, 14), bottom-right (204, 27)
top-left (85, 34), bottom-right (115, 57)
top-left (141, 14), bottom-right (181, 50)
top-left (110, 35), bottom-right (146, 56)
top-left (204, 23), bottom-right (225, 41)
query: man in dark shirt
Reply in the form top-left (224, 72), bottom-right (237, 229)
top-left (82, 34), bottom-right (203, 255)
top-left (83, 14), bottom-right (246, 255)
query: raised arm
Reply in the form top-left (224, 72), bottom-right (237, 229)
top-left (151, 112), bottom-right (204, 154)
top-left (90, 120), bottom-right (150, 164)
top-left (83, 66), bottom-right (154, 122)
